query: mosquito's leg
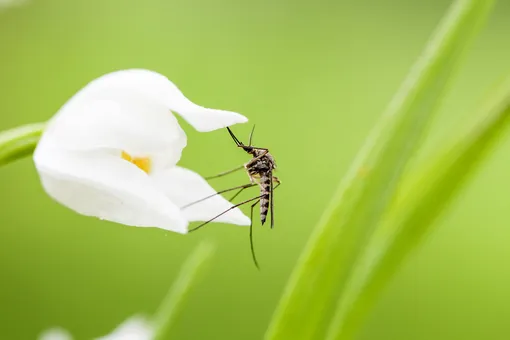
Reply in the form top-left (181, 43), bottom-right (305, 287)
top-left (250, 199), bottom-right (261, 270)
top-left (228, 172), bottom-right (259, 202)
top-left (247, 172), bottom-right (256, 184)
top-left (270, 175), bottom-right (275, 229)
top-left (229, 188), bottom-right (244, 202)
top-left (270, 180), bottom-right (281, 229)
top-left (181, 183), bottom-right (256, 209)
top-left (205, 165), bottom-right (245, 180)
top-left (251, 183), bottom-right (280, 268)
top-left (229, 183), bottom-right (255, 202)
top-left (189, 194), bottom-right (263, 233)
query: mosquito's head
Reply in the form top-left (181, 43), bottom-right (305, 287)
top-left (241, 145), bottom-right (255, 154)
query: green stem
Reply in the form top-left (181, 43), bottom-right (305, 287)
top-left (0, 123), bottom-right (45, 167)
top-left (264, 0), bottom-right (494, 339)
top-left (328, 76), bottom-right (510, 340)
top-left (153, 242), bottom-right (215, 340)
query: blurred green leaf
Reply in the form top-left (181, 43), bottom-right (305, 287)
top-left (153, 242), bottom-right (215, 340)
top-left (325, 77), bottom-right (510, 339)
top-left (0, 123), bottom-right (45, 167)
top-left (265, 1), bottom-right (495, 339)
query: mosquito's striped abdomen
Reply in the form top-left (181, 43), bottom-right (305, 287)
top-left (259, 173), bottom-right (271, 225)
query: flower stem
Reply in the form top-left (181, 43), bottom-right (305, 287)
top-left (153, 242), bottom-right (215, 340)
top-left (0, 123), bottom-right (45, 167)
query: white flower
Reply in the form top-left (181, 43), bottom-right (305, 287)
top-left (34, 69), bottom-right (250, 233)
top-left (39, 316), bottom-right (153, 340)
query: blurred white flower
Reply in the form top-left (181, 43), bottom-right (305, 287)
top-left (0, 0), bottom-right (29, 9)
top-left (39, 328), bottom-right (73, 340)
top-left (39, 316), bottom-right (153, 340)
top-left (34, 69), bottom-right (250, 233)
top-left (96, 316), bottom-right (153, 340)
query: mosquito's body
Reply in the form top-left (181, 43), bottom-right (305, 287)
top-left (244, 147), bottom-right (279, 227)
top-left (184, 125), bottom-right (281, 268)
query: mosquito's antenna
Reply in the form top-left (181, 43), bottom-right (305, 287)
top-left (248, 124), bottom-right (256, 146)
top-left (227, 127), bottom-right (243, 147)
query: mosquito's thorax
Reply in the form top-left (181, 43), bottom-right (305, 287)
top-left (245, 150), bottom-right (276, 178)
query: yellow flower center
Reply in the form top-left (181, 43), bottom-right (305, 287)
top-left (121, 151), bottom-right (152, 174)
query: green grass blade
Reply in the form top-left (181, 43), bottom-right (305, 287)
top-left (0, 123), bottom-right (45, 167)
top-left (265, 1), bottom-right (494, 339)
top-left (326, 77), bottom-right (510, 340)
top-left (153, 242), bottom-right (215, 340)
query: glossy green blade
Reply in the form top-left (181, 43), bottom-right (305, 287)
top-left (0, 123), bottom-right (45, 167)
top-left (265, 1), bottom-right (494, 339)
top-left (326, 77), bottom-right (510, 339)
top-left (153, 242), bottom-right (215, 340)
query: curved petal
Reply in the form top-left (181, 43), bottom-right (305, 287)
top-left (40, 87), bottom-right (186, 171)
top-left (79, 69), bottom-right (248, 132)
top-left (34, 148), bottom-right (188, 233)
top-left (151, 166), bottom-right (251, 226)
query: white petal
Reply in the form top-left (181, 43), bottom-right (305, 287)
top-left (95, 316), bottom-right (153, 340)
top-left (79, 69), bottom-right (248, 132)
top-left (34, 148), bottom-right (188, 233)
top-left (40, 86), bottom-right (186, 170)
top-left (151, 166), bottom-right (251, 226)
top-left (38, 328), bottom-right (73, 340)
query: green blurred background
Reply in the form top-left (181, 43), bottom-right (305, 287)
top-left (1, 0), bottom-right (510, 339)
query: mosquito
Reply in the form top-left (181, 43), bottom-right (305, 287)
top-left (184, 125), bottom-right (280, 268)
